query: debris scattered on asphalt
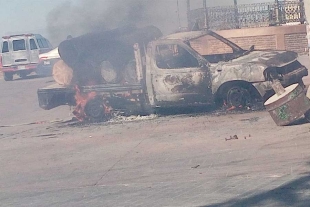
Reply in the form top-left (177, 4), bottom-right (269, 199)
top-left (191, 165), bottom-right (200, 169)
top-left (108, 114), bottom-right (157, 123)
top-left (227, 106), bottom-right (236, 111)
top-left (240, 117), bottom-right (259, 123)
top-left (225, 135), bottom-right (239, 141)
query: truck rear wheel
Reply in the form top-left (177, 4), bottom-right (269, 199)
top-left (4, 72), bottom-right (13, 81)
top-left (84, 97), bottom-right (105, 122)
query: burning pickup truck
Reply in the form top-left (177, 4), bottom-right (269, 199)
top-left (37, 26), bottom-right (308, 121)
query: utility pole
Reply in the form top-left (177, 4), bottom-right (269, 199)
top-left (203, 0), bottom-right (208, 29)
top-left (275, 0), bottom-right (280, 25)
top-left (234, 0), bottom-right (239, 29)
top-left (187, 0), bottom-right (191, 29)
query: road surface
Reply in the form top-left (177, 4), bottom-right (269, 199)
top-left (1, 57), bottom-right (310, 206)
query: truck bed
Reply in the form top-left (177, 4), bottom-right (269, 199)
top-left (37, 83), bottom-right (143, 110)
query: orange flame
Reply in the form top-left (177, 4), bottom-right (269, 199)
top-left (72, 85), bottom-right (113, 121)
top-left (73, 85), bottom-right (97, 121)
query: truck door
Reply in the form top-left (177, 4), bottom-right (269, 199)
top-left (29, 38), bottom-right (40, 64)
top-left (146, 41), bottom-right (213, 107)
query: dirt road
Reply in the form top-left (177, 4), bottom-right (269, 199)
top-left (1, 57), bottom-right (310, 206)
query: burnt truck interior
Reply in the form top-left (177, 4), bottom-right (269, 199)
top-left (155, 44), bottom-right (200, 69)
top-left (188, 31), bottom-right (254, 64)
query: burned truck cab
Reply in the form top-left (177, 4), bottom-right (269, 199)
top-left (145, 39), bottom-right (213, 107)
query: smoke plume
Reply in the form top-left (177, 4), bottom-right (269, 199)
top-left (46, 0), bottom-right (257, 45)
top-left (46, 0), bottom-right (182, 45)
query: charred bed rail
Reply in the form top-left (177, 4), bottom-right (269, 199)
top-left (189, 1), bottom-right (305, 31)
top-left (81, 84), bottom-right (143, 93)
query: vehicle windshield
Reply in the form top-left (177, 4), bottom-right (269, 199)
top-left (208, 30), bottom-right (244, 53)
top-left (189, 31), bottom-right (250, 63)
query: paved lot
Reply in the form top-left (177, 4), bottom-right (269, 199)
top-left (1, 57), bottom-right (310, 206)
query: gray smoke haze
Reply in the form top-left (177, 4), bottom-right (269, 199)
top-left (46, 0), bottom-right (266, 45)
top-left (47, 0), bottom-right (182, 45)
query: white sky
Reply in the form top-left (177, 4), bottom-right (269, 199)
top-left (0, 0), bottom-right (274, 41)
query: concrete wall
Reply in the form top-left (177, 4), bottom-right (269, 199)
top-left (190, 24), bottom-right (308, 55)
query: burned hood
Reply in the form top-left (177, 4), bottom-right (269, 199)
top-left (232, 50), bottom-right (298, 68)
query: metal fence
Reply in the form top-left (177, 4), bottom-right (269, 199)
top-left (188, 1), bottom-right (305, 31)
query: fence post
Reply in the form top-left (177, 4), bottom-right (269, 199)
top-left (299, 0), bottom-right (305, 24)
top-left (234, 0), bottom-right (240, 29)
top-left (203, 0), bottom-right (209, 30)
top-left (187, 0), bottom-right (191, 30)
top-left (275, 0), bottom-right (280, 25)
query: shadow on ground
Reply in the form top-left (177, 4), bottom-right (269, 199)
top-left (14, 74), bottom-right (42, 81)
top-left (204, 172), bottom-right (310, 207)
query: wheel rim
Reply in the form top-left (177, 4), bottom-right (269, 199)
top-left (85, 97), bottom-right (104, 120)
top-left (226, 87), bottom-right (250, 108)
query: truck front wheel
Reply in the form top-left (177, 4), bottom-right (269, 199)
top-left (4, 72), bottom-right (13, 81)
top-left (224, 86), bottom-right (251, 109)
top-left (217, 84), bottom-right (259, 110)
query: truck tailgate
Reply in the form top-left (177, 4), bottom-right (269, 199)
top-left (37, 84), bottom-right (75, 110)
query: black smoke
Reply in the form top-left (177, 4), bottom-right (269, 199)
top-left (46, 0), bottom-right (260, 45)
top-left (46, 0), bottom-right (180, 45)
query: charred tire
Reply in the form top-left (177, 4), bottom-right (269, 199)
top-left (225, 86), bottom-right (251, 108)
top-left (218, 84), bottom-right (258, 109)
top-left (4, 72), bottom-right (13, 81)
top-left (85, 97), bottom-right (105, 122)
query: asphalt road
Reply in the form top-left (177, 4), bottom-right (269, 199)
top-left (1, 57), bottom-right (310, 206)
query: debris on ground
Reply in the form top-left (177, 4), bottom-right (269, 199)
top-left (191, 165), bottom-right (200, 169)
top-left (240, 117), bottom-right (259, 123)
top-left (225, 135), bottom-right (239, 141)
top-left (108, 114), bottom-right (158, 123)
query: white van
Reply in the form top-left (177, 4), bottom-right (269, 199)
top-left (0, 34), bottom-right (52, 81)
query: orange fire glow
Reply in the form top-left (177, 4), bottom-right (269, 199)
top-left (73, 85), bottom-right (97, 121)
top-left (72, 85), bottom-right (112, 121)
